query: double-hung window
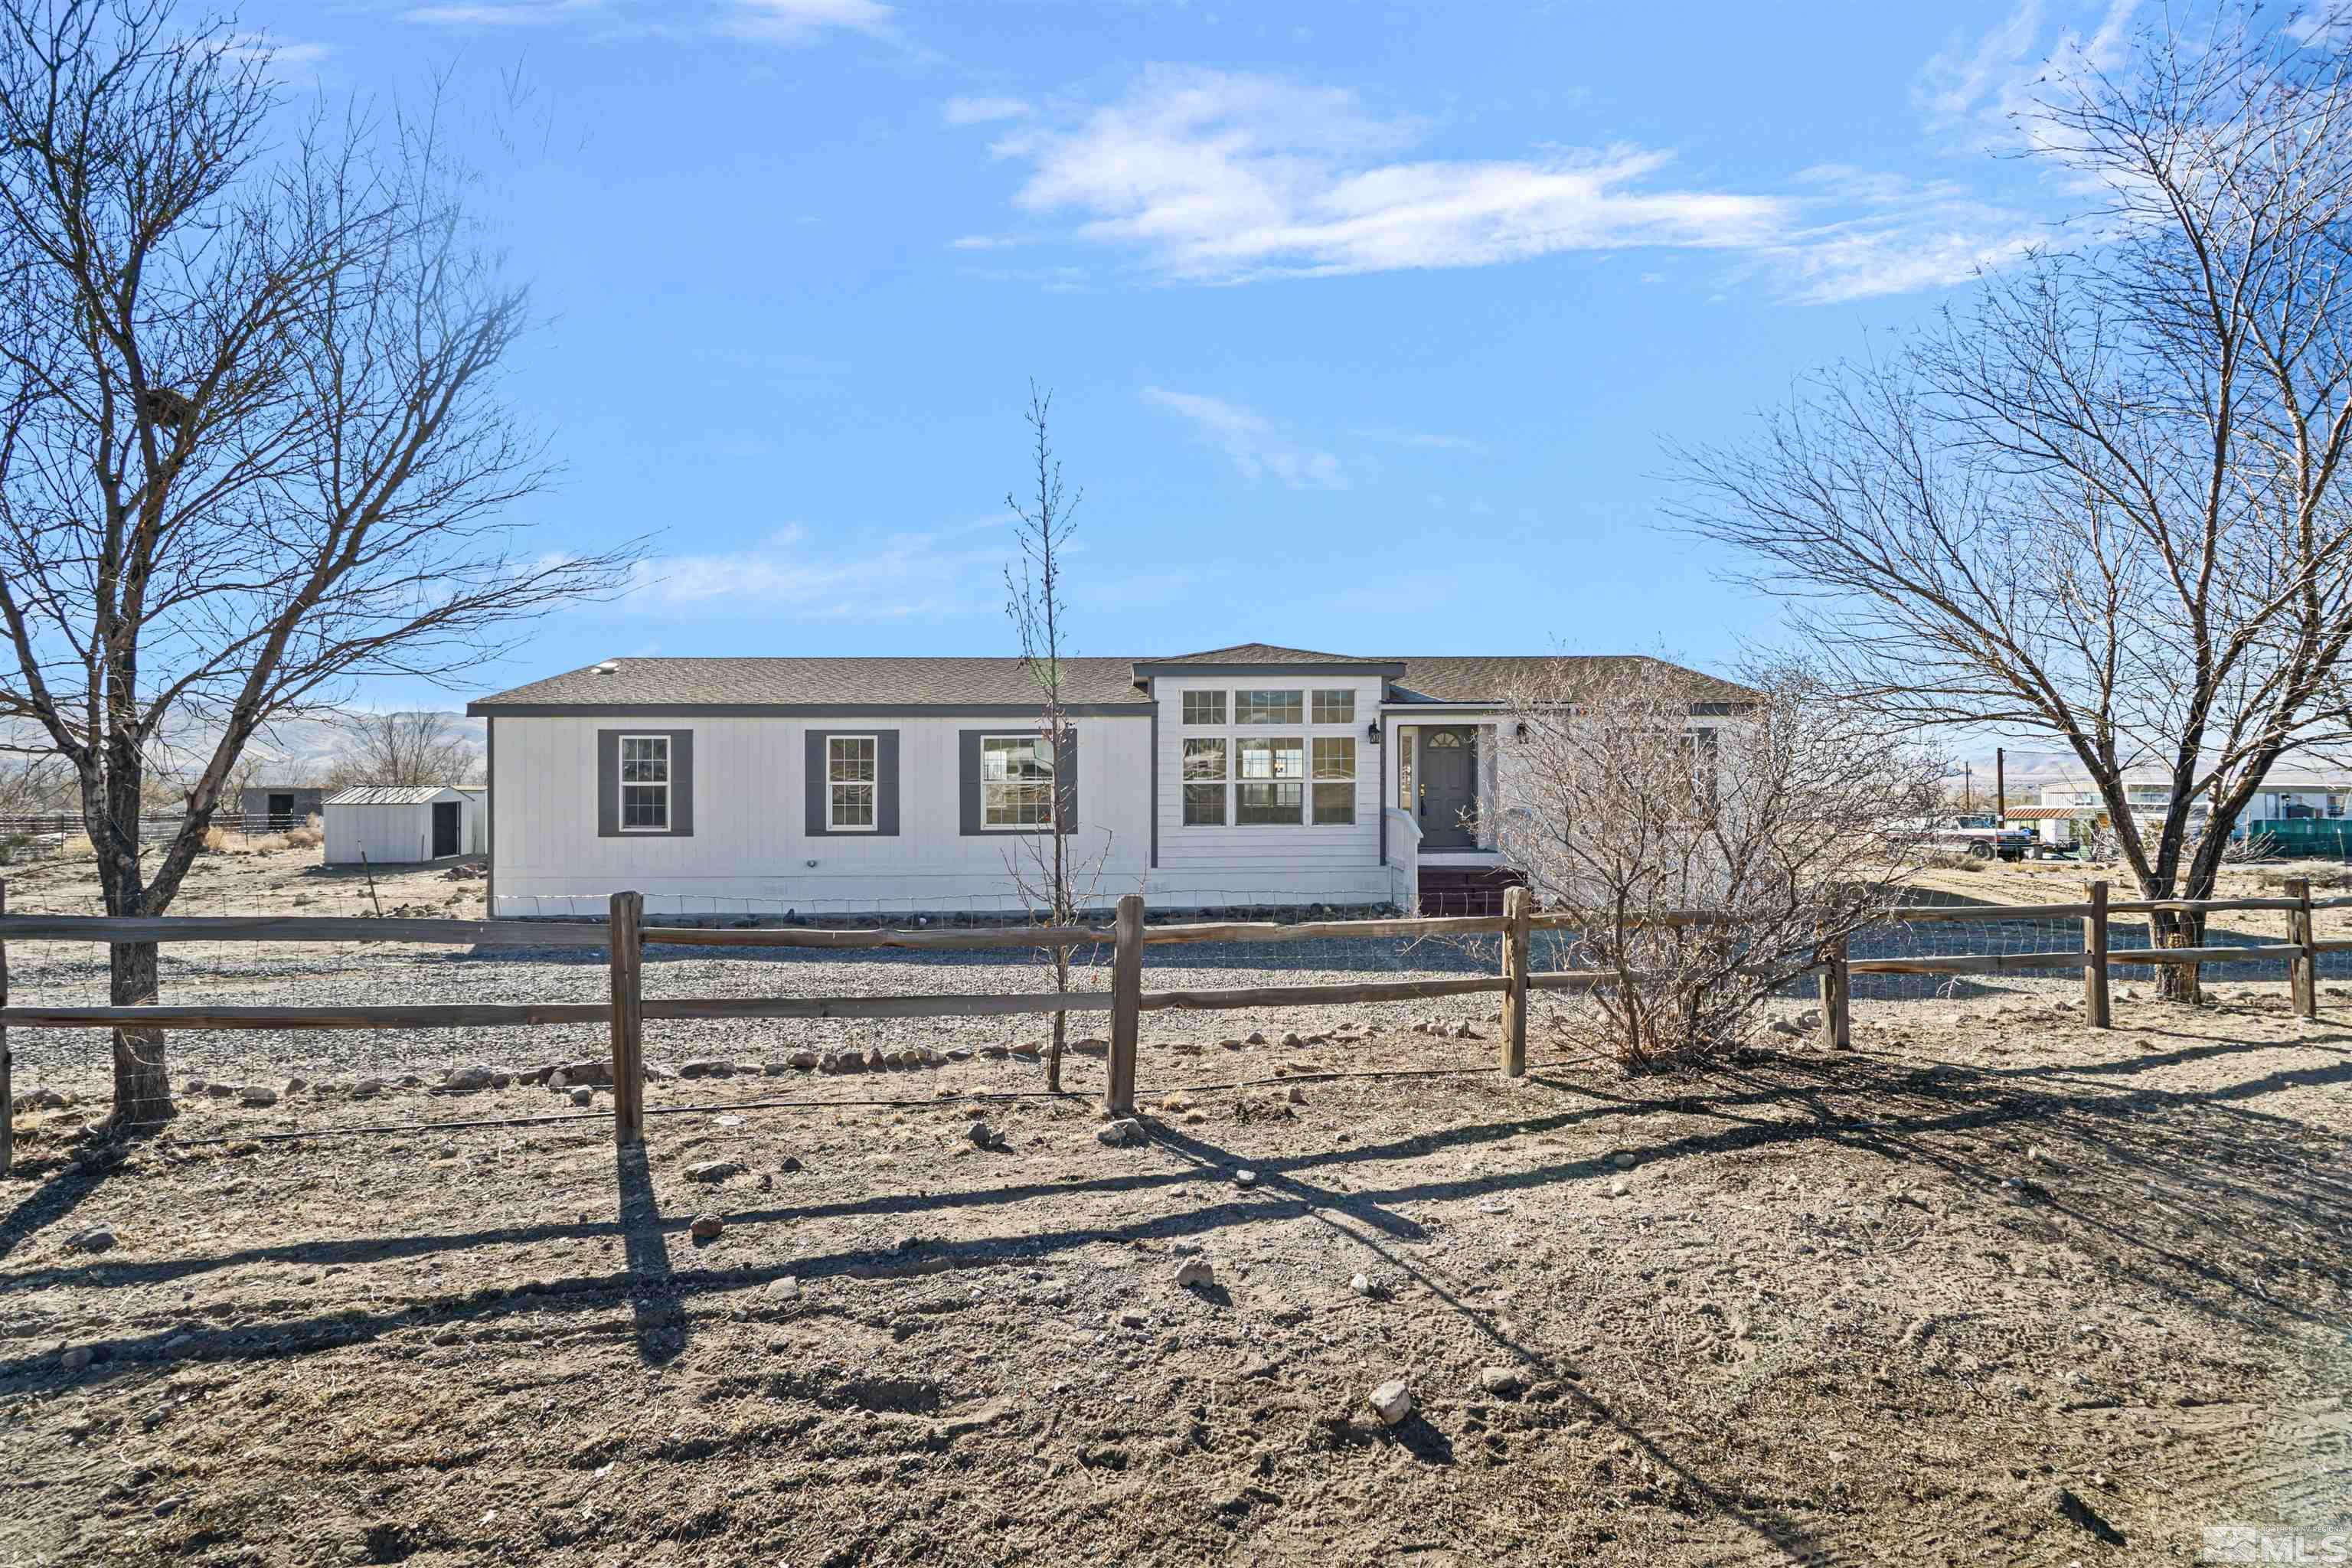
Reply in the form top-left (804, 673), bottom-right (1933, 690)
top-left (619, 735), bottom-right (671, 831)
top-left (1182, 738), bottom-right (1227, 825)
top-left (982, 735), bottom-right (1054, 828)
top-left (827, 735), bottom-right (877, 830)
top-left (1236, 736), bottom-right (1305, 825)
top-left (1312, 736), bottom-right (1356, 824)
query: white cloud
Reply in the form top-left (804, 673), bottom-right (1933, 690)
top-left (1142, 387), bottom-right (1344, 488)
top-left (1914, 0), bottom-right (2138, 149)
top-left (966, 65), bottom-right (2039, 302)
top-left (942, 94), bottom-right (1033, 127)
top-left (1344, 424), bottom-right (1487, 454)
top-left (717, 0), bottom-right (897, 45)
top-left (224, 31), bottom-right (333, 80)
top-left (1764, 165), bottom-right (2050, 303)
top-left (400, 0), bottom-right (609, 24)
top-left (401, 0), bottom-right (897, 46)
top-left (623, 523), bottom-right (1001, 619)
top-left (977, 67), bottom-right (1786, 283)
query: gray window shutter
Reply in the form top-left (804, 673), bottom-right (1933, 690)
top-left (597, 730), bottom-right (618, 836)
top-left (805, 730), bottom-right (898, 837)
top-left (877, 731), bottom-right (900, 835)
top-left (1056, 728), bottom-right (1079, 829)
top-left (802, 731), bottom-right (827, 839)
top-left (959, 730), bottom-right (982, 836)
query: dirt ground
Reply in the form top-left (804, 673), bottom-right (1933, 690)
top-left (3, 969), bottom-right (2349, 1564)
top-left (2, 843), bottom-right (2350, 1564)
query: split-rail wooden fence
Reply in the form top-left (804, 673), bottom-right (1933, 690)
top-left (0, 877), bottom-right (2342, 1174)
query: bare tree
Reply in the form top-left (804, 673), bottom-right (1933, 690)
top-left (0, 749), bottom-right (69, 817)
top-left (1496, 658), bottom-right (1942, 1070)
top-left (1669, 8), bottom-right (2352, 999)
top-left (1004, 384), bottom-right (1106, 1094)
top-left (0, 2), bottom-right (638, 1127)
top-left (328, 710), bottom-right (479, 789)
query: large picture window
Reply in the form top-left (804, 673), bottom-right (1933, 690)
top-left (1312, 736), bottom-right (1356, 825)
top-left (1236, 736), bottom-right (1305, 825)
top-left (982, 735), bottom-right (1054, 828)
top-left (1236, 689), bottom-right (1303, 726)
top-left (827, 734), bottom-right (877, 830)
top-left (1181, 690), bottom-right (1225, 726)
top-left (1182, 737), bottom-right (1227, 826)
top-left (619, 735), bottom-right (671, 831)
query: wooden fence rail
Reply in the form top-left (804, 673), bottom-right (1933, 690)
top-left (0, 876), bottom-right (2337, 1171)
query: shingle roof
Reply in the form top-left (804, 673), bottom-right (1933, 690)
top-left (472, 656), bottom-right (1147, 709)
top-left (1387, 655), bottom-right (1756, 707)
top-left (470, 652), bottom-right (1756, 710)
top-left (1149, 644), bottom-right (1378, 665)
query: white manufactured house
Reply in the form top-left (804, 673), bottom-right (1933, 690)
top-left (2032, 767), bottom-right (2352, 848)
top-left (467, 645), bottom-right (1753, 919)
top-left (322, 785), bottom-right (487, 866)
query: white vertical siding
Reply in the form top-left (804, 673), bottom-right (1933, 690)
top-left (490, 714), bottom-right (1155, 917)
top-left (490, 694), bottom-right (1403, 916)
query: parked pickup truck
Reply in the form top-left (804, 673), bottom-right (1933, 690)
top-left (1896, 814), bottom-right (2038, 861)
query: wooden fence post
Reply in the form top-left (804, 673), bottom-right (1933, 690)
top-left (2288, 876), bottom-right (2318, 1019)
top-left (1818, 930), bottom-right (1851, 1051)
top-left (1500, 886), bottom-right (1530, 1078)
top-left (609, 890), bottom-right (645, 1145)
top-left (1, 879), bottom-right (11, 1178)
top-left (1106, 893), bottom-right (1143, 1115)
top-left (2082, 879), bottom-right (2111, 1028)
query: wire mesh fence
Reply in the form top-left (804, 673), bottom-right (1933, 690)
top-left (0, 886), bottom-right (1524, 1152)
top-left (3, 875), bottom-right (2337, 1160)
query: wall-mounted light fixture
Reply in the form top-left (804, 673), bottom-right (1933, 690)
top-left (1366, 720), bottom-right (1383, 743)
top-left (1514, 721), bottom-right (1530, 742)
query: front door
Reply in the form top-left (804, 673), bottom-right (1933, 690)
top-left (430, 800), bottom-right (462, 858)
top-left (1418, 727), bottom-right (1478, 848)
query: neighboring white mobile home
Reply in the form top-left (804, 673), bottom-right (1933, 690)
top-left (323, 785), bottom-right (485, 865)
top-left (468, 646), bottom-right (1753, 918)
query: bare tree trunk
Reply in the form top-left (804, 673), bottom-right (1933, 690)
top-left (108, 940), bottom-right (170, 1126)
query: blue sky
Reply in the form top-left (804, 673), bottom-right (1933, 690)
top-left (265, 0), bottom-right (2135, 703)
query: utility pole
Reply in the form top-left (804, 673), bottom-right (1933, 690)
top-left (1962, 763), bottom-right (1972, 812)
top-left (1996, 747), bottom-right (2007, 825)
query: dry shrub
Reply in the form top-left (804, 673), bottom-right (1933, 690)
top-left (283, 825), bottom-right (322, 848)
top-left (201, 825), bottom-right (230, 852)
top-left (243, 832), bottom-right (289, 853)
top-left (1923, 850), bottom-right (1988, 873)
top-left (61, 832), bottom-right (93, 858)
top-left (1497, 657), bottom-right (1942, 1071)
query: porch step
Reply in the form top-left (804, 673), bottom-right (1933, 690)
top-left (1417, 864), bottom-right (1524, 917)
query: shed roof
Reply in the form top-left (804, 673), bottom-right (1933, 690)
top-left (324, 786), bottom-right (468, 806)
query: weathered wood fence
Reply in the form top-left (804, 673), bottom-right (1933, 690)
top-left (0, 877), bottom-right (2339, 1170)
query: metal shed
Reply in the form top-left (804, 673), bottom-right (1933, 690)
top-left (323, 785), bottom-right (485, 865)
